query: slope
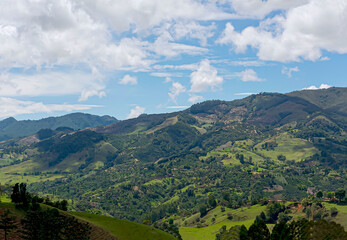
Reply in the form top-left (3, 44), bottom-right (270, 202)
top-left (0, 201), bottom-right (174, 240)
top-left (0, 113), bottom-right (117, 141)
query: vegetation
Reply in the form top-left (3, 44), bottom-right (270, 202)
top-left (0, 88), bottom-right (346, 239)
top-left (216, 218), bottom-right (347, 240)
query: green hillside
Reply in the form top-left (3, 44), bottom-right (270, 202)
top-left (0, 201), bottom-right (174, 240)
top-left (287, 87), bottom-right (347, 110)
top-left (70, 212), bottom-right (175, 240)
top-left (0, 112), bottom-right (117, 141)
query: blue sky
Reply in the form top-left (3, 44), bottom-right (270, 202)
top-left (0, 0), bottom-right (346, 120)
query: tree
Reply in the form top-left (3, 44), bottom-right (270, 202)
top-left (288, 218), bottom-right (312, 240)
top-left (11, 183), bottom-right (30, 209)
top-left (316, 190), bottom-right (323, 199)
top-left (208, 194), bottom-right (217, 208)
top-left (248, 220), bottom-right (270, 240)
top-left (335, 188), bottom-right (346, 202)
top-left (277, 154), bottom-right (286, 161)
top-left (0, 209), bottom-right (17, 240)
top-left (239, 225), bottom-right (249, 240)
top-left (266, 202), bottom-right (285, 223)
top-left (10, 183), bottom-right (20, 204)
top-left (199, 205), bottom-right (207, 217)
top-left (271, 221), bottom-right (291, 240)
top-left (327, 192), bottom-right (334, 199)
top-left (277, 212), bottom-right (292, 223)
top-left (260, 211), bottom-right (266, 221)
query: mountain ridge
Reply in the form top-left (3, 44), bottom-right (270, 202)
top-left (0, 112), bottom-right (118, 141)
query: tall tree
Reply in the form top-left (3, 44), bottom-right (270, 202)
top-left (0, 209), bottom-right (17, 240)
top-left (248, 220), bottom-right (270, 240)
top-left (335, 188), bottom-right (346, 202)
top-left (208, 194), bottom-right (217, 208)
top-left (271, 221), bottom-right (291, 240)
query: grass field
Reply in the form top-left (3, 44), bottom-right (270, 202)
top-left (254, 133), bottom-right (318, 162)
top-left (178, 205), bottom-right (266, 240)
top-left (323, 203), bottom-right (347, 229)
top-left (70, 212), bottom-right (176, 240)
top-left (178, 202), bottom-right (347, 240)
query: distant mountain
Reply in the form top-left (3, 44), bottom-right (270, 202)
top-left (287, 87), bottom-right (347, 110)
top-left (0, 113), bottom-right (118, 141)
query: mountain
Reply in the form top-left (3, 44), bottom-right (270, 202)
top-left (0, 113), bottom-right (118, 141)
top-left (0, 87), bottom-right (346, 226)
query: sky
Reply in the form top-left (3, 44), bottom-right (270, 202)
top-left (0, 0), bottom-right (346, 120)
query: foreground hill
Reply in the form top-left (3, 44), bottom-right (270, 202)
top-left (0, 113), bottom-right (117, 141)
top-left (0, 87), bottom-right (345, 231)
top-left (0, 200), bottom-right (175, 240)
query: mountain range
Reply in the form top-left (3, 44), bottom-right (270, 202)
top-left (0, 87), bottom-right (346, 226)
top-left (0, 113), bottom-right (118, 141)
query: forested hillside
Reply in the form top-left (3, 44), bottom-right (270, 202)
top-left (0, 88), bottom-right (346, 239)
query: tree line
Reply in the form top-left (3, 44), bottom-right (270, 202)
top-left (0, 183), bottom-right (91, 240)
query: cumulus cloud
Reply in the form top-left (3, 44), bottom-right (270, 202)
top-left (78, 0), bottom-right (233, 32)
top-left (0, 97), bottom-right (99, 118)
top-left (79, 90), bottom-right (106, 102)
top-left (150, 31), bottom-right (207, 58)
top-left (190, 59), bottom-right (223, 92)
top-left (188, 95), bottom-right (204, 103)
top-left (0, 71), bottom-right (105, 97)
top-left (229, 0), bottom-right (308, 18)
top-left (172, 21), bottom-right (216, 46)
top-left (217, 0), bottom-right (347, 62)
top-left (127, 106), bottom-right (145, 119)
top-left (282, 66), bottom-right (299, 77)
top-left (235, 69), bottom-right (263, 82)
top-left (168, 82), bottom-right (186, 102)
top-left (302, 84), bottom-right (332, 90)
top-left (0, 1), bottom-right (152, 70)
top-left (119, 75), bottom-right (138, 85)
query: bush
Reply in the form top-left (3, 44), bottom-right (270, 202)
top-left (330, 207), bottom-right (338, 217)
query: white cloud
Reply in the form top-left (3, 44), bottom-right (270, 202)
top-left (190, 59), bottom-right (223, 92)
top-left (119, 75), bottom-right (138, 85)
top-left (153, 63), bottom-right (199, 71)
top-left (78, 0), bottom-right (233, 32)
top-left (229, 60), bottom-right (266, 67)
top-left (0, 1), bottom-right (152, 70)
top-left (235, 69), bottom-right (263, 82)
top-left (229, 0), bottom-right (308, 18)
top-left (127, 106), bottom-right (145, 119)
top-left (320, 56), bottom-right (330, 61)
top-left (0, 97), bottom-right (100, 118)
top-left (188, 95), bottom-right (204, 103)
top-left (169, 82), bottom-right (186, 102)
top-left (150, 31), bottom-right (207, 58)
top-left (282, 66), bottom-right (299, 77)
top-left (217, 0), bottom-right (347, 62)
top-left (0, 71), bottom-right (105, 97)
top-left (302, 83), bottom-right (332, 90)
top-left (172, 21), bottom-right (216, 46)
top-left (79, 90), bottom-right (106, 102)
